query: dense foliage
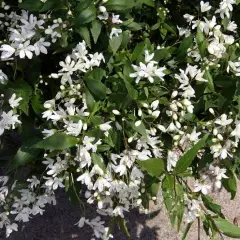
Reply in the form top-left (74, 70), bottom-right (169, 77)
top-left (0, 0), bottom-right (240, 239)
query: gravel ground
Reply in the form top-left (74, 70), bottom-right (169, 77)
top-left (1, 183), bottom-right (240, 240)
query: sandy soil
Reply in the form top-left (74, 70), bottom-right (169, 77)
top-left (1, 184), bottom-right (240, 240)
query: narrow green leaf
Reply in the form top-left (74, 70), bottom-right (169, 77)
top-left (181, 222), bottom-right (193, 240)
top-left (175, 134), bottom-right (209, 173)
top-left (213, 218), bottom-right (240, 238)
top-left (34, 133), bottom-right (78, 150)
top-left (202, 195), bottom-right (222, 215)
top-left (204, 70), bottom-right (215, 92)
top-left (137, 158), bottom-right (164, 177)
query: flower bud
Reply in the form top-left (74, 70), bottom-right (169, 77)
top-left (171, 91), bottom-right (178, 98)
top-left (217, 134), bottom-right (223, 141)
top-left (152, 110), bottom-right (160, 118)
top-left (135, 120), bottom-right (142, 127)
top-left (151, 100), bottom-right (159, 110)
top-left (213, 128), bottom-right (218, 136)
top-left (112, 109), bottom-right (120, 115)
top-left (99, 6), bottom-right (106, 12)
top-left (209, 108), bottom-right (215, 115)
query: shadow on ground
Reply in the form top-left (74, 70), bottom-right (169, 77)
top-left (0, 191), bottom-right (162, 240)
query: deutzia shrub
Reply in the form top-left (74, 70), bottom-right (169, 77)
top-left (1, 0), bottom-right (240, 239)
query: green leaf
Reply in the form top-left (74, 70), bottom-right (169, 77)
top-left (142, 0), bottom-right (155, 7)
top-left (131, 41), bottom-right (145, 61)
top-left (85, 88), bottom-right (96, 112)
top-left (75, 4), bottom-right (96, 25)
top-left (109, 34), bottom-right (123, 54)
top-left (10, 137), bottom-right (41, 170)
top-left (196, 26), bottom-right (208, 58)
top-left (202, 195), bottom-right (222, 215)
top-left (84, 78), bottom-right (107, 100)
top-left (90, 20), bottom-right (102, 44)
top-left (91, 153), bottom-right (106, 171)
top-left (153, 48), bottom-right (171, 62)
top-left (126, 22), bottom-right (142, 31)
top-left (19, 0), bottom-right (42, 11)
top-left (181, 223), bottom-right (193, 240)
top-left (119, 73), bottom-right (138, 99)
top-left (204, 70), bottom-right (215, 92)
top-left (222, 169), bottom-right (237, 199)
top-left (76, 0), bottom-right (93, 12)
top-left (105, 0), bottom-right (135, 11)
top-left (175, 134), bottom-right (209, 173)
top-left (76, 27), bottom-right (91, 48)
top-left (40, 0), bottom-right (66, 12)
top-left (31, 94), bottom-right (45, 114)
top-left (213, 218), bottom-right (240, 238)
top-left (177, 35), bottom-right (193, 59)
top-left (137, 158), bottom-right (164, 177)
top-left (34, 133), bottom-right (78, 150)
top-left (128, 121), bottom-right (147, 138)
top-left (117, 217), bottom-right (130, 237)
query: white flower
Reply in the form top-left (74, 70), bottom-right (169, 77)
top-left (34, 38), bottom-right (51, 55)
top-left (231, 121), bottom-right (240, 142)
top-left (6, 223), bottom-right (18, 237)
top-left (215, 0), bottom-right (236, 19)
top-left (27, 176), bottom-right (40, 189)
top-left (42, 129), bottom-right (56, 139)
top-left (76, 217), bottom-right (85, 228)
top-left (0, 44), bottom-right (15, 59)
top-left (112, 14), bottom-right (123, 24)
top-left (16, 41), bottom-right (35, 59)
top-left (200, 1), bottom-right (211, 12)
top-left (167, 150), bottom-right (179, 171)
top-left (76, 146), bottom-right (92, 168)
top-left (215, 114), bottom-right (233, 126)
top-left (223, 34), bottom-right (235, 45)
top-left (227, 21), bottom-right (237, 32)
top-left (45, 177), bottom-right (64, 190)
top-left (93, 177), bottom-right (111, 192)
top-left (77, 172), bottom-right (92, 189)
top-left (208, 39), bottom-right (226, 58)
top-left (83, 136), bottom-right (101, 152)
top-left (0, 110), bottom-right (21, 135)
top-left (151, 100), bottom-right (159, 110)
top-left (98, 11), bottom-right (109, 21)
top-left (109, 28), bottom-right (122, 39)
top-left (0, 70), bottom-right (8, 84)
top-left (144, 50), bottom-right (155, 63)
top-left (177, 26), bottom-right (191, 37)
top-left (99, 122), bottom-right (112, 136)
top-left (202, 16), bottom-right (217, 35)
top-left (193, 180), bottom-right (211, 194)
top-left (66, 120), bottom-right (83, 136)
top-left (8, 93), bottom-right (23, 109)
top-left (183, 14), bottom-right (195, 24)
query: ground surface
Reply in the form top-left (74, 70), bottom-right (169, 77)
top-left (1, 184), bottom-right (240, 240)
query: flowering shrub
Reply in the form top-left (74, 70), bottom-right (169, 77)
top-left (1, 0), bottom-right (240, 239)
